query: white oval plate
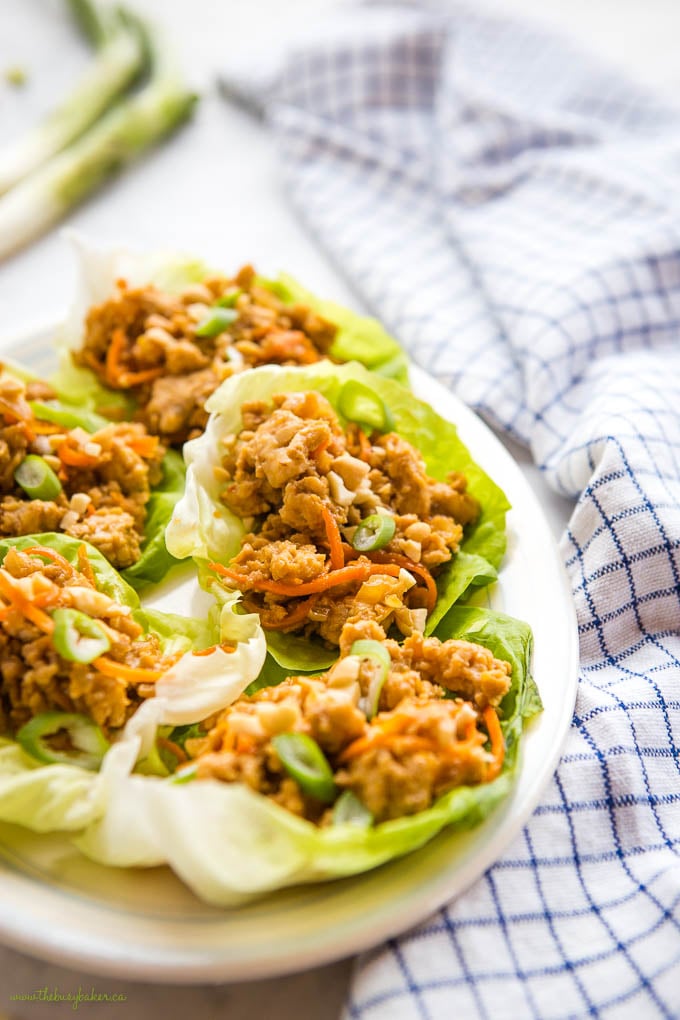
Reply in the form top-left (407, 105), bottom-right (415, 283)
top-left (0, 328), bottom-right (578, 982)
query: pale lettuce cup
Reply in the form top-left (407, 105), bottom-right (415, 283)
top-left (72, 605), bottom-right (540, 905)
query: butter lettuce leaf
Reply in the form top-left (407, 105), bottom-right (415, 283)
top-left (166, 362), bottom-right (509, 672)
top-left (120, 448), bottom-right (185, 589)
top-left (0, 740), bottom-right (104, 833)
top-left (0, 532), bottom-right (136, 608)
top-left (74, 606), bottom-right (537, 904)
top-left (263, 273), bottom-right (410, 385)
top-left (0, 534), bottom-right (267, 825)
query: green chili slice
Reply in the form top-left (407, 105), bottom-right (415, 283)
top-left (338, 380), bottom-right (394, 432)
top-left (351, 512), bottom-right (396, 553)
top-left (272, 732), bottom-right (337, 802)
top-left (332, 790), bottom-right (373, 828)
top-left (195, 307), bottom-right (238, 337)
top-left (52, 608), bottom-right (111, 664)
top-left (16, 712), bottom-right (110, 771)
top-left (351, 639), bottom-right (392, 719)
top-left (29, 400), bottom-right (106, 432)
top-left (14, 455), bottom-right (62, 501)
top-left (214, 288), bottom-right (242, 308)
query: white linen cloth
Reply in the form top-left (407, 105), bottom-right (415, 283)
top-left (221, 4), bottom-right (680, 1016)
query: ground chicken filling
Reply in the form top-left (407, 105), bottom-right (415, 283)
top-left (0, 545), bottom-right (174, 735)
top-left (186, 620), bottom-right (512, 824)
top-left (211, 391), bottom-right (480, 646)
top-left (75, 265), bottom-right (338, 446)
top-left (0, 373), bottom-right (165, 569)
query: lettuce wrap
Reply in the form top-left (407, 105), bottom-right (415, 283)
top-left (51, 239), bottom-right (409, 414)
top-left (0, 533), bottom-right (266, 835)
top-left (0, 361), bottom-right (185, 590)
top-left (72, 606), bottom-right (539, 904)
top-left (166, 361), bottom-right (510, 673)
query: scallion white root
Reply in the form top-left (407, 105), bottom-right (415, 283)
top-left (0, 2), bottom-right (196, 261)
top-left (0, 13), bottom-right (144, 196)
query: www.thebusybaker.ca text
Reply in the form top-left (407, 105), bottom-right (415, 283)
top-left (9, 986), bottom-right (127, 1009)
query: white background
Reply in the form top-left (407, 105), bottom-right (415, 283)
top-left (0, 2), bottom-right (679, 1018)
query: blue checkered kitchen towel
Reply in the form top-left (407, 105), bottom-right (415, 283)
top-left (222, 4), bottom-right (680, 1016)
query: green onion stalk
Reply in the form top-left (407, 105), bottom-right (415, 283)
top-left (0, 3), bottom-right (146, 196)
top-left (0, 1), bottom-right (197, 261)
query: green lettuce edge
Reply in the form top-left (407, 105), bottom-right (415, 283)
top-left (0, 533), bottom-right (203, 648)
top-left (3, 358), bottom-right (184, 591)
top-left (184, 361), bottom-right (509, 674)
top-left (262, 273), bottom-right (410, 385)
top-left (245, 605), bottom-right (541, 876)
top-left (72, 605), bottom-right (539, 901)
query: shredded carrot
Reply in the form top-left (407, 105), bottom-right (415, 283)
top-left (0, 403), bottom-right (33, 440)
top-left (31, 421), bottom-right (61, 435)
top-left (157, 736), bottom-right (188, 764)
top-left (18, 419), bottom-right (35, 443)
top-left (368, 551), bottom-right (438, 613)
top-left (235, 734), bottom-right (257, 754)
top-left (76, 544), bottom-right (96, 586)
top-left (210, 560), bottom-right (401, 598)
top-left (105, 327), bottom-right (163, 389)
top-left (105, 328), bottom-right (127, 386)
top-left (262, 594), bottom-right (319, 631)
top-left (93, 657), bottom-right (163, 683)
top-left (124, 433), bottom-right (159, 458)
top-left (339, 731), bottom-right (437, 762)
top-left (321, 505), bottom-right (345, 571)
top-left (311, 435), bottom-right (331, 460)
top-left (22, 546), bottom-right (77, 577)
top-left (190, 643), bottom-right (235, 657)
top-left (0, 571), bottom-right (54, 633)
top-left (58, 444), bottom-right (99, 469)
top-left (117, 368), bottom-right (164, 387)
top-left (357, 430), bottom-right (372, 462)
top-left (483, 705), bottom-right (505, 779)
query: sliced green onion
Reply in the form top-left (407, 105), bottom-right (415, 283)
top-left (351, 512), bottom-right (396, 553)
top-left (14, 456), bottom-right (63, 501)
top-left (30, 399), bottom-right (107, 433)
top-left (332, 790), bottom-right (373, 828)
top-left (350, 639), bottom-right (391, 672)
top-left (272, 732), bottom-right (337, 803)
top-left (0, 17), bottom-right (144, 197)
top-left (52, 608), bottom-right (111, 664)
top-left (167, 763), bottom-right (198, 784)
top-left (195, 307), bottom-right (238, 337)
top-left (5, 67), bottom-right (27, 88)
top-left (16, 711), bottom-right (109, 771)
top-left (0, 9), bottom-right (197, 262)
top-left (135, 743), bottom-right (171, 777)
top-left (338, 380), bottom-right (394, 433)
top-left (351, 639), bottom-right (392, 719)
top-left (214, 288), bottom-right (242, 308)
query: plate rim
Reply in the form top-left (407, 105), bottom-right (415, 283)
top-left (0, 329), bottom-right (579, 982)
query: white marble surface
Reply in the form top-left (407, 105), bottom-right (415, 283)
top-left (0, 1), bottom-right (679, 1017)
